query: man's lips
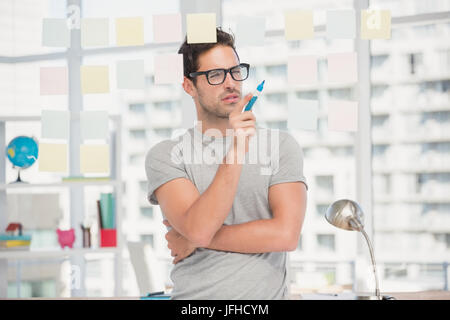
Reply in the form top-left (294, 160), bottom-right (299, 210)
top-left (222, 94), bottom-right (239, 103)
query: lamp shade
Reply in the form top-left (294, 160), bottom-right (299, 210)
top-left (325, 199), bottom-right (365, 231)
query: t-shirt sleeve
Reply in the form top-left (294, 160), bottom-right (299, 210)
top-left (145, 140), bottom-right (189, 205)
top-left (269, 132), bottom-right (308, 190)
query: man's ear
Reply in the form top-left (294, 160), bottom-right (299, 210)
top-left (182, 76), bottom-right (196, 98)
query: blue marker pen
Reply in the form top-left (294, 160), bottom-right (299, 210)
top-left (242, 80), bottom-right (265, 112)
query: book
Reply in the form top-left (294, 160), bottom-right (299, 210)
top-left (0, 240), bottom-right (31, 248)
top-left (99, 193), bottom-right (115, 229)
top-left (0, 234), bottom-right (32, 241)
top-left (63, 176), bottom-right (111, 183)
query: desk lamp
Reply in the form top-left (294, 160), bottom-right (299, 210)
top-left (325, 199), bottom-right (395, 300)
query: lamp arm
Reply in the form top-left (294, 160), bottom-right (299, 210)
top-left (360, 228), bottom-right (381, 300)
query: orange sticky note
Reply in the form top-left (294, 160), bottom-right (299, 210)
top-left (361, 10), bottom-right (391, 39)
top-left (327, 52), bottom-right (358, 83)
top-left (80, 144), bottom-right (110, 174)
top-left (186, 13), bottom-right (217, 44)
top-left (38, 143), bottom-right (68, 172)
top-left (116, 17), bottom-right (144, 46)
top-left (153, 14), bottom-right (182, 43)
top-left (284, 11), bottom-right (314, 40)
top-left (288, 55), bottom-right (318, 85)
top-left (154, 54), bottom-right (184, 84)
top-left (328, 100), bottom-right (358, 132)
top-left (40, 67), bottom-right (68, 95)
top-left (81, 65), bottom-right (110, 94)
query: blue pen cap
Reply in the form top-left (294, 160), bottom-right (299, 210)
top-left (257, 80), bottom-right (265, 92)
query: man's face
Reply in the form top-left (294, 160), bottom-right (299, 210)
top-left (191, 45), bottom-right (242, 119)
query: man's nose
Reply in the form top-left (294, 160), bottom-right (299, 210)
top-left (223, 71), bottom-right (236, 89)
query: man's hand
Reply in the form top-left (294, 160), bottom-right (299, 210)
top-left (163, 220), bottom-right (197, 264)
top-left (228, 93), bottom-right (256, 156)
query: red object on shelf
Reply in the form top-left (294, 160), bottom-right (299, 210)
top-left (57, 228), bottom-right (75, 249)
top-left (100, 229), bottom-right (117, 247)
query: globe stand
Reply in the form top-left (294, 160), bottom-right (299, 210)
top-left (10, 168), bottom-right (28, 184)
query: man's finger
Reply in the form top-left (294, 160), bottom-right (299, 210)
top-left (231, 93), bottom-right (253, 116)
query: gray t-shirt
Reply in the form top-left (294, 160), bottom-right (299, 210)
top-left (145, 125), bottom-right (307, 300)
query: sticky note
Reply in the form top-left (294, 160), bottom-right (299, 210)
top-left (42, 18), bottom-right (70, 47)
top-left (81, 65), bottom-right (110, 94)
top-left (361, 10), bottom-right (391, 39)
top-left (328, 100), bottom-right (358, 132)
top-left (288, 99), bottom-right (319, 131)
top-left (154, 54), bottom-right (183, 84)
top-left (153, 14), bottom-right (182, 43)
top-left (326, 10), bottom-right (356, 39)
top-left (116, 59), bottom-right (145, 89)
top-left (38, 143), bottom-right (68, 172)
top-left (40, 67), bottom-right (68, 95)
top-left (81, 18), bottom-right (109, 47)
top-left (284, 11), bottom-right (314, 40)
top-left (116, 17), bottom-right (144, 46)
top-left (41, 110), bottom-right (70, 140)
top-left (236, 16), bottom-right (266, 47)
top-left (80, 111), bottom-right (109, 140)
top-left (327, 52), bottom-right (358, 83)
top-left (186, 13), bottom-right (217, 44)
top-left (80, 144), bottom-right (110, 174)
top-left (288, 55), bottom-right (318, 85)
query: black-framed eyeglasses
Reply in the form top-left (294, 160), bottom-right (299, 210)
top-left (189, 63), bottom-right (250, 85)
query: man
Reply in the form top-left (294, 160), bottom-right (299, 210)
top-left (145, 28), bottom-right (307, 299)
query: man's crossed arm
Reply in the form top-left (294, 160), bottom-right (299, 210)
top-left (155, 177), bottom-right (307, 264)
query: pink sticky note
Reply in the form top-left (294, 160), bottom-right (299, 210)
top-left (40, 67), bottom-right (68, 95)
top-left (153, 14), bottom-right (182, 43)
top-left (328, 100), bottom-right (358, 132)
top-left (327, 52), bottom-right (358, 83)
top-left (288, 55), bottom-right (318, 85)
top-left (154, 54), bottom-right (184, 84)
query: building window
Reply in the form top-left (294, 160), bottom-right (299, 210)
top-left (265, 92), bottom-right (287, 105)
top-left (296, 235), bottom-right (303, 251)
top-left (140, 207), bottom-right (154, 219)
top-left (153, 101), bottom-right (178, 112)
top-left (130, 129), bottom-right (146, 140)
top-left (315, 175), bottom-right (334, 195)
top-left (265, 64), bottom-right (287, 77)
top-left (129, 103), bottom-right (146, 113)
top-left (316, 204), bottom-right (329, 217)
top-left (266, 120), bottom-right (287, 130)
top-left (316, 234), bottom-right (335, 251)
top-left (296, 90), bottom-right (318, 100)
top-left (140, 234), bottom-right (154, 248)
top-left (153, 128), bottom-right (172, 138)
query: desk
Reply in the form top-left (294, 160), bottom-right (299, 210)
top-left (3, 291), bottom-right (450, 300)
top-left (295, 290), bottom-right (450, 300)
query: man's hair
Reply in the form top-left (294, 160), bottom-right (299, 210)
top-left (178, 27), bottom-right (240, 83)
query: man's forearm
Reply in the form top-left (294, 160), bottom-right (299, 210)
top-left (206, 219), bottom-right (298, 253)
top-left (184, 144), bottom-right (244, 247)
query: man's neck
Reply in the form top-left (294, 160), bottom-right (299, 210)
top-left (196, 117), bottom-right (233, 138)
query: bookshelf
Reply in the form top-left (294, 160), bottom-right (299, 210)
top-left (0, 115), bottom-right (124, 298)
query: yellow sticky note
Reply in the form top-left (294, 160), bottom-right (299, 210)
top-left (38, 143), bottom-right (68, 172)
top-left (186, 13), bottom-right (217, 44)
top-left (81, 66), bottom-right (110, 94)
top-left (361, 10), bottom-right (391, 39)
top-left (80, 144), bottom-right (110, 174)
top-left (116, 17), bottom-right (144, 46)
top-left (284, 10), bottom-right (314, 40)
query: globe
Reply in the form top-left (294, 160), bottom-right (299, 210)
top-left (5, 136), bottom-right (39, 183)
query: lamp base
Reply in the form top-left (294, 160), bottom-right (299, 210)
top-left (354, 295), bottom-right (396, 300)
top-left (300, 293), bottom-right (396, 300)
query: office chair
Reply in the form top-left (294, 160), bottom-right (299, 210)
top-left (127, 241), bottom-right (166, 296)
